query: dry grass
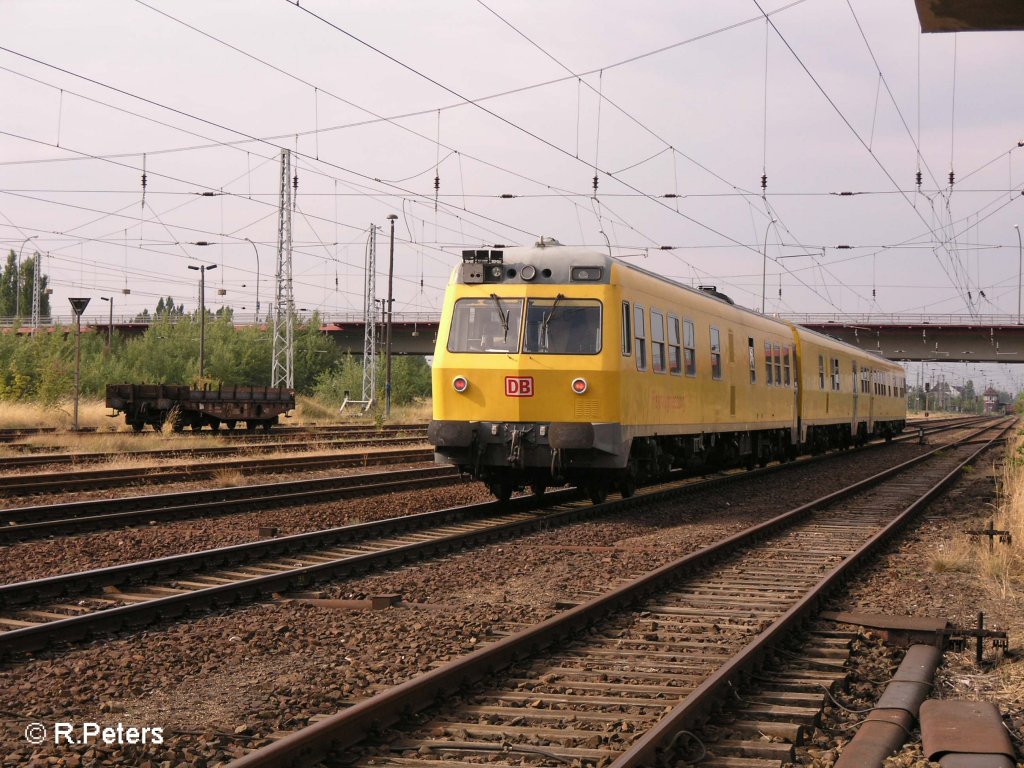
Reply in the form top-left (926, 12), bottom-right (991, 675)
top-left (0, 399), bottom-right (118, 431)
top-left (929, 536), bottom-right (976, 573)
top-left (211, 468), bottom-right (246, 487)
top-left (975, 431), bottom-right (1024, 597)
top-left (292, 395), bottom-right (432, 426)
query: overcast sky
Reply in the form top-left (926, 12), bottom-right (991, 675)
top-left (3, 0), bottom-right (1024, 388)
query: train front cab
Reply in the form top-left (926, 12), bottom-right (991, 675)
top-left (428, 246), bottom-right (625, 501)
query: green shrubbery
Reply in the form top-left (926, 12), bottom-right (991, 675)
top-left (0, 312), bottom-right (432, 406)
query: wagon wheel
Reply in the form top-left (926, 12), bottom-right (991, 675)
top-left (618, 475), bottom-right (636, 499)
top-left (261, 420), bottom-right (273, 432)
top-left (225, 420), bottom-right (236, 431)
top-left (587, 482), bottom-right (608, 505)
top-left (490, 479), bottom-right (514, 503)
top-left (130, 421), bottom-right (144, 433)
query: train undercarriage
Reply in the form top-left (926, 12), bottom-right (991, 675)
top-left (429, 418), bottom-right (906, 503)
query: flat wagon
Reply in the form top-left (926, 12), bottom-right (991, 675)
top-left (105, 383), bottom-right (295, 432)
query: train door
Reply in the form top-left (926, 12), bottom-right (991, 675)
top-left (867, 368), bottom-right (875, 433)
top-left (851, 361), bottom-right (859, 434)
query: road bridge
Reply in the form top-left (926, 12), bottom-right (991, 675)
top-left (5, 312), bottom-right (1024, 363)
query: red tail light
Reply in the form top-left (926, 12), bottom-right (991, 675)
top-left (452, 376), bottom-right (469, 392)
top-left (571, 378), bottom-right (588, 394)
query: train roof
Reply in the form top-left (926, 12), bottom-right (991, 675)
top-left (457, 241), bottom-right (902, 370)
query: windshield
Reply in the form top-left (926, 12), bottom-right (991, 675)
top-left (523, 298), bottom-right (602, 354)
top-left (447, 297), bottom-right (523, 353)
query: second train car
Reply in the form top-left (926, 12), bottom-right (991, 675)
top-left (428, 239), bottom-right (906, 501)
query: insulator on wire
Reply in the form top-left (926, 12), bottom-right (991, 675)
top-left (592, 174), bottom-right (599, 193)
top-left (915, 170), bottom-right (922, 188)
top-left (293, 172), bottom-right (299, 192)
top-left (761, 174), bottom-right (767, 192)
top-left (948, 170), bottom-right (955, 187)
top-left (434, 175), bottom-right (440, 192)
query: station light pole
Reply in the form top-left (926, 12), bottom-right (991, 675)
top-left (385, 214), bottom-right (398, 418)
top-left (244, 237), bottom-right (261, 323)
top-left (99, 296), bottom-right (113, 350)
top-left (16, 235), bottom-right (37, 318)
top-left (1015, 224), bottom-right (1022, 324)
top-left (760, 220), bottom-right (776, 314)
top-left (188, 263), bottom-right (217, 379)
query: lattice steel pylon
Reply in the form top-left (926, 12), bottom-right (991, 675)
top-left (271, 149), bottom-right (295, 388)
top-left (30, 253), bottom-right (41, 331)
top-left (362, 225), bottom-right (377, 403)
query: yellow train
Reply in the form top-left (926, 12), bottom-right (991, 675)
top-left (428, 239), bottom-right (907, 501)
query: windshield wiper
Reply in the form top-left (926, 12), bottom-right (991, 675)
top-left (490, 293), bottom-right (510, 342)
top-left (540, 293), bottom-right (565, 342)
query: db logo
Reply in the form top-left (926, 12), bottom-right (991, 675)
top-left (505, 376), bottom-right (534, 397)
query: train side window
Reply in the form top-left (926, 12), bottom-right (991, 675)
top-left (710, 327), bottom-right (722, 380)
top-left (818, 354), bottom-right (825, 390)
top-left (765, 341), bottom-right (773, 385)
top-left (651, 309), bottom-right (666, 373)
top-left (621, 301), bottom-right (632, 356)
top-left (634, 304), bottom-right (647, 371)
top-left (782, 345), bottom-right (791, 386)
top-left (668, 315), bottom-right (682, 375)
top-left (773, 343), bottom-right (782, 385)
top-left (683, 320), bottom-right (696, 376)
top-left (831, 358), bottom-right (840, 391)
top-left (748, 337), bottom-right (756, 384)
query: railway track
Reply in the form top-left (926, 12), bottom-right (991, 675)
top-left (0, 419), bottom-right (1008, 662)
top-left (0, 422), bottom-right (421, 444)
top-left (0, 450), bottom-right (445, 542)
top-left (223, 418), bottom-right (1013, 768)
top-left (0, 428), bottom-right (426, 468)
top-left (0, 437), bottom-right (428, 494)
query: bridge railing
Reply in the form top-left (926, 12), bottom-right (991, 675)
top-left (0, 311), bottom-right (444, 329)
top-left (781, 313), bottom-right (1024, 326)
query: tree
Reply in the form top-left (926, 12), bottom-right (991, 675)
top-left (0, 251), bottom-right (51, 319)
top-left (0, 251), bottom-right (17, 317)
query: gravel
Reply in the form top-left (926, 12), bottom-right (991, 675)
top-left (0, 436), bottom-right (975, 767)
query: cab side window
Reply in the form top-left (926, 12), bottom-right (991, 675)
top-left (765, 341), bottom-right (774, 386)
top-left (634, 305), bottom-right (647, 371)
top-left (710, 327), bottom-right (722, 380)
top-left (668, 316), bottom-right (682, 375)
top-left (651, 310), bottom-right (666, 373)
top-left (683, 320), bottom-right (696, 376)
top-left (621, 301), bottom-right (632, 357)
top-left (748, 338), bottom-right (756, 384)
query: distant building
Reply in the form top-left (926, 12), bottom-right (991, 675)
top-left (982, 387), bottom-right (1007, 415)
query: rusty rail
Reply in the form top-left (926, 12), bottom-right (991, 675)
top-left (225, 418), bottom-right (1013, 768)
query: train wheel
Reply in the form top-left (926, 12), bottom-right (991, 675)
top-left (131, 422), bottom-right (144, 433)
top-left (261, 421), bottom-right (273, 432)
top-left (210, 420), bottom-right (220, 431)
top-left (587, 482), bottom-right (608, 505)
top-left (245, 421), bottom-right (257, 432)
top-left (619, 475), bottom-right (636, 499)
top-left (490, 479), bottom-right (514, 503)
top-left (530, 481), bottom-right (546, 498)
top-left (225, 420), bottom-right (236, 431)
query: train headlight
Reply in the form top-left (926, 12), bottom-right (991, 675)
top-left (520, 264), bottom-right (537, 280)
top-left (571, 378), bottom-right (588, 394)
top-left (452, 376), bottom-right (469, 393)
